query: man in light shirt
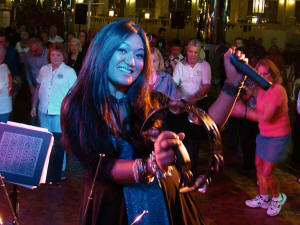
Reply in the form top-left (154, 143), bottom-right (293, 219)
top-left (48, 25), bottom-right (64, 44)
top-left (173, 39), bottom-right (212, 172)
top-left (173, 39), bottom-right (211, 107)
top-left (24, 37), bottom-right (48, 96)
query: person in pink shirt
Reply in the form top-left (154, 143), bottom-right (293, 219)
top-left (232, 58), bottom-right (291, 217)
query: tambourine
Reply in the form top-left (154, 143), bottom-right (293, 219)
top-left (140, 91), bottom-right (224, 193)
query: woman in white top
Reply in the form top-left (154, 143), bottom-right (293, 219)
top-left (0, 46), bottom-right (12, 122)
top-left (31, 43), bottom-right (77, 183)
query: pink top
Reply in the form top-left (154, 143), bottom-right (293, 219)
top-left (256, 83), bottom-right (291, 137)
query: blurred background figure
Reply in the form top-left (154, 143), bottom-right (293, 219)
top-left (15, 31), bottom-right (29, 64)
top-left (148, 33), bottom-right (158, 48)
top-left (67, 38), bottom-right (84, 75)
top-left (64, 31), bottom-right (75, 49)
top-left (0, 46), bottom-right (12, 123)
top-left (5, 21), bottom-right (19, 47)
top-left (40, 31), bottom-right (51, 48)
top-left (78, 31), bottom-right (89, 55)
top-left (0, 32), bottom-right (21, 98)
top-left (266, 45), bottom-right (289, 94)
top-left (25, 37), bottom-right (48, 96)
top-left (164, 39), bottom-right (184, 76)
top-left (234, 37), bottom-right (245, 49)
top-left (290, 57), bottom-right (300, 171)
top-left (48, 25), bottom-right (64, 44)
top-left (150, 47), bottom-right (178, 99)
top-left (65, 32), bottom-right (75, 44)
top-left (157, 27), bottom-right (166, 56)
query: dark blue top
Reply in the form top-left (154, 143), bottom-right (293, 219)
top-left (4, 45), bottom-right (20, 78)
top-left (112, 136), bottom-right (170, 225)
top-left (24, 48), bottom-right (48, 86)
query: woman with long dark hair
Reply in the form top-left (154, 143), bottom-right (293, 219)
top-left (61, 20), bottom-right (245, 225)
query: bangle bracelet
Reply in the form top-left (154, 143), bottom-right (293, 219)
top-left (32, 107), bottom-right (36, 111)
top-left (132, 159), bottom-right (140, 183)
top-left (149, 151), bottom-right (172, 179)
top-left (133, 158), bottom-right (154, 184)
top-left (226, 79), bottom-right (239, 88)
top-left (222, 82), bottom-right (239, 97)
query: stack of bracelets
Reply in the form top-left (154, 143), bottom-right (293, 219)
top-left (132, 151), bottom-right (172, 184)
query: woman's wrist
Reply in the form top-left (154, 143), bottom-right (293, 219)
top-left (222, 81), bottom-right (240, 97)
top-left (225, 78), bottom-right (241, 88)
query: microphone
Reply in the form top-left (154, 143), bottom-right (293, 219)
top-left (215, 45), bottom-right (272, 90)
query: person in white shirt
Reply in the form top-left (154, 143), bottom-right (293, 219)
top-left (31, 43), bottom-right (77, 183)
top-left (0, 46), bottom-right (12, 122)
top-left (48, 25), bottom-right (64, 44)
top-left (15, 31), bottom-right (29, 64)
top-left (173, 39), bottom-right (211, 106)
top-left (173, 39), bottom-right (212, 171)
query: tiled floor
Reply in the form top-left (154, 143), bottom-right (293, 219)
top-left (0, 150), bottom-right (299, 225)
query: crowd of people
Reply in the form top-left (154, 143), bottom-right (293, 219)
top-left (0, 24), bottom-right (92, 182)
top-left (0, 20), bottom-right (299, 224)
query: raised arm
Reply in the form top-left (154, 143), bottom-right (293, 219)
top-left (208, 49), bottom-right (245, 129)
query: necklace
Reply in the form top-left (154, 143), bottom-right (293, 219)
top-left (110, 94), bottom-right (127, 104)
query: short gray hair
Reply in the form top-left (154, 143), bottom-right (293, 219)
top-left (69, 38), bottom-right (82, 52)
top-left (187, 39), bottom-right (201, 48)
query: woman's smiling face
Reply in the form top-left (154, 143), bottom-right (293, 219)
top-left (108, 33), bottom-right (145, 94)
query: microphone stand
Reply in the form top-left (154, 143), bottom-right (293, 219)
top-left (131, 210), bottom-right (148, 225)
top-left (81, 154), bottom-right (105, 225)
top-left (0, 173), bottom-right (20, 225)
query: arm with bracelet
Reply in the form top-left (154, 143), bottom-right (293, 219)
top-left (208, 49), bottom-right (247, 129)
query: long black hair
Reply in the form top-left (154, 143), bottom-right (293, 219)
top-left (61, 20), bottom-right (155, 167)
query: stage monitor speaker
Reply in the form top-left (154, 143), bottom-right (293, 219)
top-left (171, 11), bottom-right (185, 29)
top-left (75, 4), bottom-right (88, 25)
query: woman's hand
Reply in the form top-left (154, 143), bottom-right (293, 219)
top-left (154, 131), bottom-right (185, 172)
top-left (224, 48), bottom-right (247, 85)
top-left (30, 108), bottom-right (37, 117)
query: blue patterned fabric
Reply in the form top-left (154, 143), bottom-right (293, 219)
top-left (155, 72), bottom-right (179, 99)
top-left (111, 137), bottom-right (170, 225)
